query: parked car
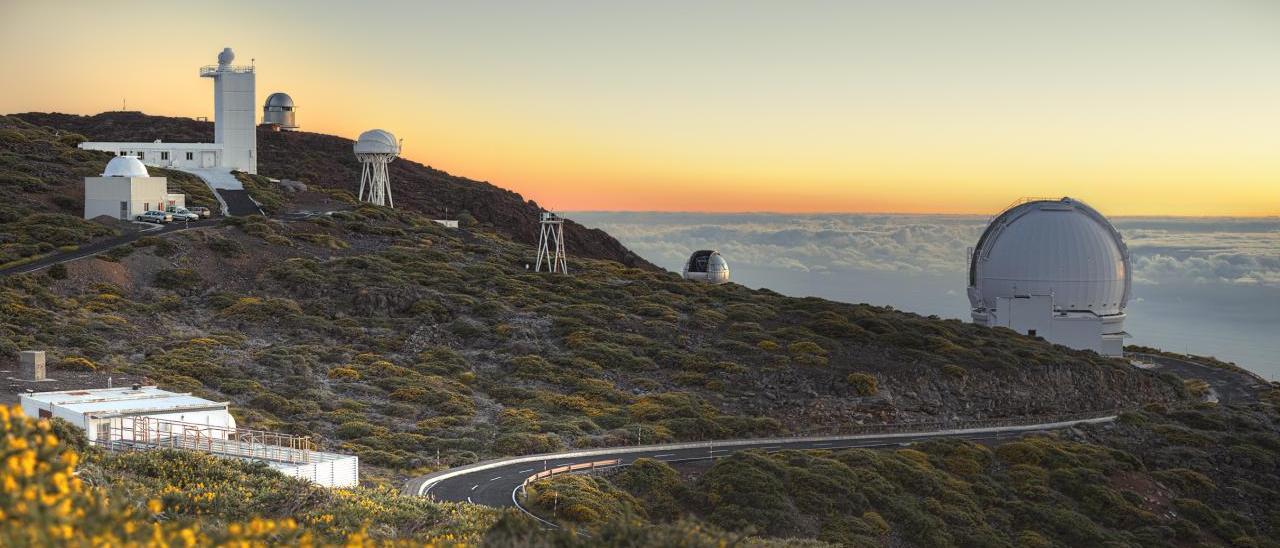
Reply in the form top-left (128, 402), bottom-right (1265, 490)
top-left (187, 206), bottom-right (212, 218)
top-left (136, 210), bottom-right (172, 224)
top-left (166, 207), bottom-right (200, 222)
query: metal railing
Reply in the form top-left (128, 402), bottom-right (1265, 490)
top-left (199, 65), bottom-right (255, 76)
top-left (97, 416), bottom-right (314, 464)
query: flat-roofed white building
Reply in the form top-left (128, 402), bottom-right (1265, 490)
top-left (84, 156), bottom-right (184, 221)
top-left (20, 385), bottom-right (235, 444)
top-left (20, 385), bottom-right (358, 488)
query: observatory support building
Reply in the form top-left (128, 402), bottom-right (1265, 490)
top-left (83, 156), bottom-right (184, 221)
top-left (967, 197), bottom-right (1130, 357)
top-left (80, 47), bottom-right (258, 174)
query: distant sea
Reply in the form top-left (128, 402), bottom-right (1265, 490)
top-left (572, 212), bottom-right (1280, 381)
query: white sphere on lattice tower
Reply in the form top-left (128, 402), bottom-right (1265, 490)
top-left (354, 129), bottom-right (399, 156)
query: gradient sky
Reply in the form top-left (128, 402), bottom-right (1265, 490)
top-left (2, 1), bottom-right (1277, 215)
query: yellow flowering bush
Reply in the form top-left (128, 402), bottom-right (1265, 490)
top-left (1, 405), bottom-right (499, 546)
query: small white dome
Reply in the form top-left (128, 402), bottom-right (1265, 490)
top-left (683, 250), bottom-right (731, 284)
top-left (968, 197), bottom-right (1129, 315)
top-left (102, 156), bottom-right (149, 178)
top-left (354, 129), bottom-right (399, 155)
top-left (217, 47), bottom-right (235, 66)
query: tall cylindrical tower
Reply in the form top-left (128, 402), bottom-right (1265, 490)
top-left (200, 47), bottom-right (257, 173)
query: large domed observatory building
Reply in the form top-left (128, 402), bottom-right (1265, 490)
top-left (967, 197), bottom-right (1131, 356)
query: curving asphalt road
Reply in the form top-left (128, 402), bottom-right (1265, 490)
top-left (0, 219), bottom-right (217, 278)
top-left (406, 416), bottom-right (1116, 508)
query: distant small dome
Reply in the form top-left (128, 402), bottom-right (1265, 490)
top-left (683, 250), bottom-right (731, 284)
top-left (264, 92), bottom-right (294, 109)
top-left (354, 129), bottom-right (399, 155)
top-left (102, 156), bottom-right (149, 178)
top-left (217, 47), bottom-right (235, 66)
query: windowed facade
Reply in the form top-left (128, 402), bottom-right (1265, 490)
top-left (185, 152), bottom-right (194, 161)
top-left (160, 151), bottom-right (169, 160)
top-left (137, 152), bottom-right (145, 160)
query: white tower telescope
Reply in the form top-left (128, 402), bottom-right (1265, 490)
top-left (536, 212), bottom-right (568, 274)
top-left (353, 129), bottom-right (400, 207)
top-left (199, 47), bottom-right (257, 173)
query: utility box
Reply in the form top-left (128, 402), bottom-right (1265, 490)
top-left (19, 351), bottom-right (46, 381)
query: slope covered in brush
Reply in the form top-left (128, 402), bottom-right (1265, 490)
top-left (11, 111), bottom-right (653, 269)
top-left (0, 192), bottom-right (1185, 484)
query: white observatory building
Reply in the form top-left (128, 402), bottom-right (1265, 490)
top-left (683, 250), bottom-right (731, 284)
top-left (263, 92), bottom-right (298, 131)
top-left (83, 156), bottom-right (184, 220)
top-left (354, 129), bottom-right (400, 207)
top-left (80, 47), bottom-right (257, 174)
top-left (967, 197), bottom-right (1130, 356)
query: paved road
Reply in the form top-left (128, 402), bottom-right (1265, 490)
top-left (0, 219), bottom-right (217, 278)
top-left (1129, 352), bottom-right (1267, 404)
top-left (407, 416), bottom-right (1115, 508)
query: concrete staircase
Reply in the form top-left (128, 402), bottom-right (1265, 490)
top-left (174, 167), bottom-right (263, 216)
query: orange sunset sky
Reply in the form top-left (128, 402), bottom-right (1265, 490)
top-left (1, 1), bottom-right (1277, 216)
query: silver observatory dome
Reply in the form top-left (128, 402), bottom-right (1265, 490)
top-left (683, 250), bottom-right (730, 284)
top-left (263, 92), bottom-right (298, 130)
top-left (968, 196), bottom-right (1130, 316)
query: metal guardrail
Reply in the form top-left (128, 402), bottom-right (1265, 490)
top-left (520, 459), bottom-right (621, 490)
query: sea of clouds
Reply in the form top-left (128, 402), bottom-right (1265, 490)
top-left (573, 212), bottom-right (1280, 377)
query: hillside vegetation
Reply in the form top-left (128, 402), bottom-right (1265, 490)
top-left (526, 402), bottom-right (1280, 547)
top-left (0, 115), bottom-right (216, 268)
top-left (0, 194), bottom-right (1183, 485)
top-left (6, 110), bottom-right (1268, 547)
top-left (11, 111), bottom-right (653, 270)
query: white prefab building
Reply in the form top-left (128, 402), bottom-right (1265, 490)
top-left (80, 47), bottom-right (257, 174)
top-left (19, 386), bottom-right (359, 488)
top-left (967, 197), bottom-right (1131, 357)
top-left (19, 386), bottom-right (236, 445)
top-left (84, 156), bottom-right (184, 221)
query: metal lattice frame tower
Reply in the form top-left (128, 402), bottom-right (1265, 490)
top-left (357, 153), bottom-right (396, 207)
top-left (536, 212), bottom-right (568, 274)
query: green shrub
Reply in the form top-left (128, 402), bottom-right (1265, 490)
top-left (58, 355), bottom-right (97, 371)
top-left (846, 373), bottom-right (878, 396)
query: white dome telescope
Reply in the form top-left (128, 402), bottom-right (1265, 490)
top-left (354, 129), bottom-right (399, 155)
top-left (967, 197), bottom-right (1130, 356)
top-left (683, 250), bottom-right (730, 284)
top-left (101, 156), bottom-right (149, 178)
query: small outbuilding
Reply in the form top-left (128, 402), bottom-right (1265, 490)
top-left (84, 156), bottom-right (184, 221)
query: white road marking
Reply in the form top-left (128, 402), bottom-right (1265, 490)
top-left (471, 484), bottom-right (479, 491)
top-left (518, 468), bottom-right (534, 473)
top-left (467, 496), bottom-right (472, 503)
top-left (813, 443), bottom-right (832, 447)
top-left (654, 453), bottom-right (675, 458)
top-left (709, 449), bottom-right (729, 453)
top-left (489, 476), bottom-right (502, 481)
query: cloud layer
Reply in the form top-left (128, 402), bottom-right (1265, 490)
top-left (574, 213), bottom-right (1280, 288)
